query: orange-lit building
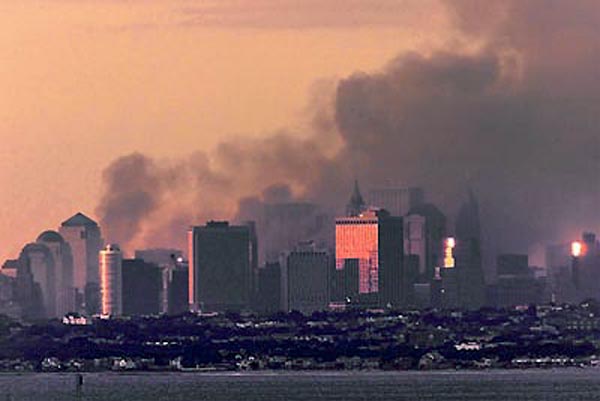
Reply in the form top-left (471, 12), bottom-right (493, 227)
top-left (335, 208), bottom-right (404, 307)
top-left (571, 232), bottom-right (600, 302)
top-left (100, 244), bottom-right (122, 317)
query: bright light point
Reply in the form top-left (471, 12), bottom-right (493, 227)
top-left (572, 241), bottom-right (583, 257)
top-left (444, 237), bottom-right (456, 268)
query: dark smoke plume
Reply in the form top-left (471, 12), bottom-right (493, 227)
top-left (97, 0), bottom-right (600, 266)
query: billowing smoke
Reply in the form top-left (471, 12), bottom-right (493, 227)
top-left (97, 132), bottom-right (342, 254)
top-left (97, 0), bottom-right (600, 265)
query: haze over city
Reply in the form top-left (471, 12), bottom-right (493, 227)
top-left (2, 0), bottom-right (600, 269)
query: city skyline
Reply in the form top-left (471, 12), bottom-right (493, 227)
top-left (3, 1), bottom-right (600, 269)
top-left (4, 3), bottom-right (600, 398)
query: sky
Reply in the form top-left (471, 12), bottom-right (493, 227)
top-left (2, 1), bottom-right (600, 268)
top-left (0, 0), bottom-right (455, 261)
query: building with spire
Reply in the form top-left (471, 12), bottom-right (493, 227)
top-left (346, 180), bottom-right (367, 217)
top-left (336, 184), bottom-right (405, 308)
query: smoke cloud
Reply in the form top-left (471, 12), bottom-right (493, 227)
top-left (97, 0), bottom-right (600, 265)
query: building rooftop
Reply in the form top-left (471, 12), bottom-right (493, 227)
top-left (61, 212), bottom-right (98, 227)
top-left (36, 230), bottom-right (64, 243)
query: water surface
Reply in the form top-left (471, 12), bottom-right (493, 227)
top-left (1, 369), bottom-right (600, 401)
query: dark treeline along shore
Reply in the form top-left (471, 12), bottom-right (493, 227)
top-left (2, 301), bottom-right (600, 372)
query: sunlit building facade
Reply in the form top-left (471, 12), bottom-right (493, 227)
top-left (571, 232), bottom-right (600, 302)
top-left (100, 244), bottom-right (122, 316)
top-left (335, 208), bottom-right (404, 307)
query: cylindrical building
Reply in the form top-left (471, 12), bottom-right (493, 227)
top-left (100, 244), bottom-right (122, 316)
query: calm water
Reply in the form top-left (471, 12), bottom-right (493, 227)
top-left (2, 370), bottom-right (600, 401)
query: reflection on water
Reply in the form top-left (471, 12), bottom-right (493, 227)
top-left (0, 369), bottom-right (599, 401)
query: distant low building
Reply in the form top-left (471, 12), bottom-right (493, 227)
top-left (285, 241), bottom-right (330, 314)
top-left (494, 254), bottom-right (544, 307)
top-left (256, 262), bottom-right (281, 315)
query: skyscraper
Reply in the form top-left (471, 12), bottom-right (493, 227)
top-left (37, 230), bottom-right (75, 317)
top-left (188, 221), bottom-right (256, 312)
top-left (335, 208), bottom-right (404, 308)
top-left (17, 243), bottom-right (54, 319)
top-left (405, 203), bottom-right (447, 283)
top-left (100, 244), bottom-right (122, 317)
top-left (255, 262), bottom-right (282, 314)
top-left (122, 258), bottom-right (161, 316)
top-left (368, 187), bottom-right (424, 217)
top-left (135, 248), bottom-right (185, 314)
top-left (454, 190), bottom-right (486, 309)
top-left (571, 232), bottom-right (600, 302)
top-left (285, 241), bottom-right (330, 314)
top-left (59, 212), bottom-right (103, 314)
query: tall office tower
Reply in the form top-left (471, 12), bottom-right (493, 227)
top-left (135, 248), bottom-right (185, 314)
top-left (494, 254), bottom-right (543, 307)
top-left (168, 261), bottom-right (189, 315)
top-left (404, 214), bottom-right (427, 279)
top-left (188, 221), bottom-right (256, 312)
top-left (433, 238), bottom-right (461, 309)
top-left (368, 187), bottom-right (424, 217)
top-left (59, 213), bottom-right (103, 314)
top-left (346, 180), bottom-right (367, 217)
top-left (335, 208), bottom-right (404, 308)
top-left (285, 241), bottom-right (330, 314)
top-left (255, 262), bottom-right (281, 314)
top-left (571, 232), bottom-right (600, 302)
top-left (405, 203), bottom-right (447, 284)
top-left (17, 243), bottom-right (55, 318)
top-left (246, 221), bottom-right (259, 306)
top-left (545, 243), bottom-right (574, 303)
top-left (122, 259), bottom-right (161, 316)
top-left (36, 231), bottom-right (75, 317)
top-left (99, 244), bottom-right (123, 317)
top-left (454, 190), bottom-right (486, 310)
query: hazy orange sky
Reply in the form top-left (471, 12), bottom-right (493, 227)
top-left (0, 0), bottom-right (461, 260)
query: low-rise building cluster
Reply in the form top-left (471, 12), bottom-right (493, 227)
top-left (2, 303), bottom-right (600, 372)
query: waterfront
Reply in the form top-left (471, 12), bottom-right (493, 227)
top-left (2, 369), bottom-right (600, 401)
